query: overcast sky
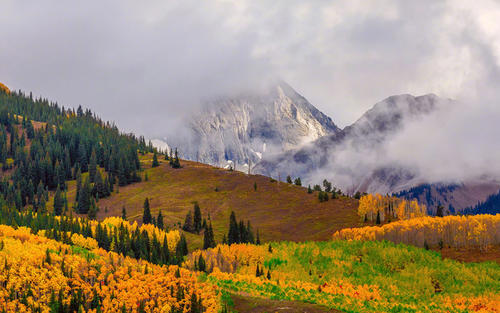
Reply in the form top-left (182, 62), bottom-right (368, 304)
top-left (1, 0), bottom-right (499, 137)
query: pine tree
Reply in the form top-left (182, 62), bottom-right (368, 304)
top-left (172, 148), bottom-right (181, 168)
top-left (203, 222), bottom-right (216, 250)
top-left (307, 185), bottom-right (313, 194)
top-left (254, 182), bottom-right (257, 191)
top-left (294, 177), bottom-right (302, 186)
top-left (182, 211), bottom-right (194, 233)
top-left (143, 198), bottom-right (152, 225)
top-left (121, 207), bottom-right (127, 220)
top-left (193, 202), bottom-right (202, 234)
top-left (228, 211), bottom-right (239, 245)
top-left (78, 142), bottom-right (88, 172)
top-left (152, 151), bottom-right (159, 168)
top-left (436, 205), bottom-right (444, 217)
top-left (89, 148), bottom-right (97, 183)
top-left (77, 177), bottom-right (91, 214)
top-left (256, 229), bottom-right (261, 245)
top-left (376, 210), bottom-right (381, 224)
top-left (157, 209), bottom-right (164, 230)
top-left (286, 175), bottom-right (292, 184)
top-left (53, 184), bottom-right (64, 216)
top-left (88, 198), bottom-right (98, 220)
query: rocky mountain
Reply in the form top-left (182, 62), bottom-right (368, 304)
top-left (254, 93), bottom-right (448, 187)
top-left (253, 93), bottom-right (500, 213)
top-left (162, 81), bottom-right (339, 169)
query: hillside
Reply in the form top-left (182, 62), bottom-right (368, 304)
top-left (0, 224), bottom-right (219, 312)
top-left (186, 240), bottom-right (500, 313)
top-left (88, 154), bottom-right (360, 248)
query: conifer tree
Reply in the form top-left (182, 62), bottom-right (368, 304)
top-left (182, 211), bottom-right (194, 233)
top-left (77, 177), bottom-right (91, 214)
top-left (53, 184), bottom-right (64, 216)
top-left (203, 222), bottom-right (216, 249)
top-left (157, 209), bottom-right (164, 230)
top-left (228, 211), bottom-right (239, 245)
top-left (89, 148), bottom-right (97, 183)
top-left (193, 202), bottom-right (202, 234)
top-left (172, 148), bottom-right (181, 168)
top-left (152, 151), bottom-right (159, 167)
top-left (121, 207), bottom-right (127, 220)
top-left (286, 175), bottom-right (292, 184)
top-left (143, 198), bottom-right (152, 225)
top-left (294, 177), bottom-right (302, 186)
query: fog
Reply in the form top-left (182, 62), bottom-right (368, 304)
top-left (1, 0), bottom-right (500, 187)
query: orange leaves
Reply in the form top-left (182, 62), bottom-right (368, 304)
top-left (71, 233), bottom-right (99, 250)
top-left (0, 83), bottom-right (9, 94)
top-left (0, 224), bottom-right (220, 313)
top-left (333, 214), bottom-right (500, 250)
top-left (358, 194), bottom-right (427, 222)
top-left (99, 216), bottom-right (180, 251)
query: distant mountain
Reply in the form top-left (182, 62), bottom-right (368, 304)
top-left (462, 188), bottom-right (500, 215)
top-left (395, 181), bottom-right (500, 214)
top-left (254, 94), bottom-right (449, 190)
top-left (162, 81), bottom-right (339, 169)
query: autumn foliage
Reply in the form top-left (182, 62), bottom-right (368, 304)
top-left (185, 241), bottom-right (500, 313)
top-left (0, 224), bottom-right (219, 312)
top-left (333, 214), bottom-right (500, 250)
top-left (0, 83), bottom-right (9, 94)
top-left (358, 193), bottom-right (427, 222)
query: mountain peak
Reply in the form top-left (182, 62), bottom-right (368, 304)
top-left (164, 81), bottom-right (340, 168)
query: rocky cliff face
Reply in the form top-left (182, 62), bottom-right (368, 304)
top-left (163, 81), bottom-right (339, 169)
top-left (254, 93), bottom-right (449, 188)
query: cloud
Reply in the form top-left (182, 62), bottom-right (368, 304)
top-left (0, 0), bottom-right (499, 136)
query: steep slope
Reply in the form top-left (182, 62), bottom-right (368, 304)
top-left (254, 94), bottom-right (448, 189)
top-left (164, 81), bottom-right (339, 169)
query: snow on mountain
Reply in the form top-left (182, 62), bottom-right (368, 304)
top-left (164, 81), bottom-right (339, 169)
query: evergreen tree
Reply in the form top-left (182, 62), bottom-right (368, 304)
top-left (182, 211), bottom-right (194, 233)
top-left (228, 211), bottom-right (239, 245)
top-left (172, 148), bottom-right (181, 168)
top-left (323, 179), bottom-right (332, 192)
top-left (436, 205), bottom-right (444, 217)
top-left (152, 151), bottom-right (159, 167)
top-left (77, 177), bottom-right (91, 214)
top-left (286, 175), bottom-right (292, 184)
top-left (121, 207), bottom-right (127, 220)
top-left (376, 211), bottom-right (381, 224)
top-left (203, 222), bottom-right (216, 250)
top-left (294, 177), bottom-right (302, 186)
top-left (89, 148), bottom-right (97, 183)
top-left (307, 185), bottom-right (313, 194)
top-left (193, 202), bottom-right (202, 234)
top-left (88, 198), bottom-right (98, 220)
top-left (157, 209), bottom-right (164, 230)
top-left (143, 198), bottom-right (152, 225)
top-left (53, 184), bottom-right (64, 216)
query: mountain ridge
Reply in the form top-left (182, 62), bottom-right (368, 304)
top-left (161, 81), bottom-right (339, 169)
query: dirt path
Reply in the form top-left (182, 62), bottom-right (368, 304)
top-left (231, 294), bottom-right (341, 313)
